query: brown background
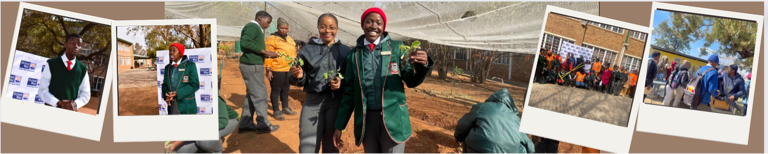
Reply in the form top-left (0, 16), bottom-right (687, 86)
top-left (0, 2), bottom-right (763, 153)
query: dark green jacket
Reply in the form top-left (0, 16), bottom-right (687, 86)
top-left (162, 56), bottom-right (200, 114)
top-left (218, 96), bottom-right (238, 130)
top-left (239, 22), bottom-right (267, 65)
top-left (335, 33), bottom-right (434, 145)
top-left (454, 88), bottom-right (535, 153)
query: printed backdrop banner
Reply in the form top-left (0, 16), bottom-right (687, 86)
top-left (5, 50), bottom-right (49, 105)
top-left (156, 48), bottom-right (214, 115)
top-left (559, 40), bottom-right (594, 61)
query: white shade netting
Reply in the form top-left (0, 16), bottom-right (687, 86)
top-left (165, 1), bottom-right (598, 54)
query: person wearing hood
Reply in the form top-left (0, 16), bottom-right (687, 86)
top-left (161, 43), bottom-right (200, 114)
top-left (289, 13), bottom-right (351, 153)
top-left (454, 88), bottom-right (535, 153)
top-left (265, 17), bottom-right (298, 121)
top-left (333, 7), bottom-right (434, 153)
top-left (719, 64), bottom-right (746, 113)
top-left (664, 61), bottom-right (691, 107)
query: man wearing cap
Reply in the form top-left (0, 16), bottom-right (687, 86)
top-left (39, 34), bottom-right (90, 111)
top-left (719, 64), bottom-right (746, 113)
top-left (161, 43), bottom-right (200, 114)
top-left (333, 7), bottom-right (433, 153)
top-left (693, 55), bottom-right (721, 111)
top-left (645, 51), bottom-right (661, 100)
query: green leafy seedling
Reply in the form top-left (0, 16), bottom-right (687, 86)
top-left (398, 40), bottom-right (422, 74)
top-left (335, 67), bottom-right (344, 80)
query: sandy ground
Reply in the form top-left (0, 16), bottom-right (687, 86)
top-left (528, 83), bottom-right (633, 127)
top-left (119, 58), bottom-right (591, 153)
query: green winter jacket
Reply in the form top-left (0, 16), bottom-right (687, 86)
top-left (454, 88), bottom-right (535, 153)
top-left (335, 33), bottom-right (434, 146)
top-left (162, 56), bottom-right (200, 114)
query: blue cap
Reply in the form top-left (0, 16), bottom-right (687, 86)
top-left (708, 55), bottom-right (719, 64)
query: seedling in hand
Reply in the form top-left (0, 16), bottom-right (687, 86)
top-left (399, 40), bottom-right (422, 74)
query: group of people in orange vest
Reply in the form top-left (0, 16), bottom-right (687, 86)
top-left (535, 47), bottom-right (639, 97)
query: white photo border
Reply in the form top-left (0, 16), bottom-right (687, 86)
top-left (0, 2), bottom-right (115, 141)
top-left (519, 5), bottom-right (651, 153)
top-left (111, 19), bottom-right (219, 142)
top-left (635, 2), bottom-right (763, 145)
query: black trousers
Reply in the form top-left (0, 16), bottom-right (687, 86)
top-left (270, 72), bottom-right (291, 112)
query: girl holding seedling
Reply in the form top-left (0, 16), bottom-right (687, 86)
top-left (265, 18), bottom-right (298, 121)
top-left (332, 7), bottom-right (434, 153)
top-left (289, 13), bottom-right (351, 153)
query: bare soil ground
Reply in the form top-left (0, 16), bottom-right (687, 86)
top-left (119, 58), bottom-right (589, 153)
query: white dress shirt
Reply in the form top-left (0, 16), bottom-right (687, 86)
top-left (39, 55), bottom-right (91, 109)
top-left (251, 20), bottom-right (266, 37)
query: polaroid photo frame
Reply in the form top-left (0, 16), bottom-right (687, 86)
top-left (518, 5), bottom-right (651, 153)
top-left (111, 19), bottom-right (219, 142)
top-left (635, 2), bottom-right (763, 145)
top-left (0, 2), bottom-right (114, 141)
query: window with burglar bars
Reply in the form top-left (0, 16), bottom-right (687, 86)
top-left (623, 56), bottom-right (641, 71)
top-left (588, 21), bottom-right (624, 34)
top-left (454, 49), bottom-right (468, 60)
top-left (629, 30), bottom-right (648, 41)
top-left (494, 53), bottom-right (511, 64)
top-left (541, 33), bottom-right (574, 54)
top-left (583, 44), bottom-right (618, 65)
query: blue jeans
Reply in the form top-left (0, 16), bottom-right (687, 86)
top-left (576, 81), bottom-right (585, 87)
top-left (742, 103), bottom-right (748, 116)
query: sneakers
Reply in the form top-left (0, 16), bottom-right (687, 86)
top-left (282, 108), bottom-right (298, 115)
top-left (274, 112), bottom-right (285, 121)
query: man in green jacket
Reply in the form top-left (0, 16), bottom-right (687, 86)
top-left (454, 88), bottom-right (535, 153)
top-left (162, 43), bottom-right (199, 114)
top-left (169, 89), bottom-right (239, 153)
top-left (238, 11), bottom-right (280, 133)
top-left (333, 8), bottom-right (434, 153)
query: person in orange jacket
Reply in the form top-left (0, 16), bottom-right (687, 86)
top-left (265, 17), bottom-right (298, 120)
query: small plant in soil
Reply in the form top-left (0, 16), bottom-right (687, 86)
top-left (399, 40), bottom-right (422, 75)
top-left (450, 66), bottom-right (464, 97)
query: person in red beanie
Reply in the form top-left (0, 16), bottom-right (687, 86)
top-left (333, 7), bottom-right (434, 153)
top-left (161, 43), bottom-right (200, 114)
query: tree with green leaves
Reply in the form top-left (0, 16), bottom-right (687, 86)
top-left (653, 11), bottom-right (757, 70)
top-left (126, 24), bottom-right (211, 61)
top-left (15, 9), bottom-right (111, 61)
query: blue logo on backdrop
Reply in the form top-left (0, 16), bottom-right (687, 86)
top-left (158, 81), bottom-right (162, 88)
top-left (19, 60), bottom-right (36, 72)
top-left (12, 92), bottom-right (28, 101)
top-left (200, 94), bottom-right (212, 102)
top-left (189, 55), bottom-right (205, 63)
top-left (35, 94), bottom-right (43, 103)
top-left (157, 57), bottom-right (164, 64)
top-left (26, 78), bottom-right (39, 88)
top-left (9, 74), bottom-right (21, 86)
top-left (200, 68), bottom-right (211, 76)
top-left (200, 82), bottom-right (205, 89)
top-left (198, 107), bottom-right (206, 113)
top-left (160, 69), bottom-right (165, 75)
top-left (159, 103), bottom-right (166, 110)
